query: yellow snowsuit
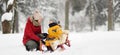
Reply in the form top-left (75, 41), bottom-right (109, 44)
top-left (45, 25), bottom-right (63, 46)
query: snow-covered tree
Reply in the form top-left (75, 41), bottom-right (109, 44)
top-left (1, 0), bottom-right (15, 34)
top-left (17, 0), bottom-right (65, 32)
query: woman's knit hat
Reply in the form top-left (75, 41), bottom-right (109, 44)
top-left (33, 9), bottom-right (42, 20)
top-left (30, 9), bottom-right (42, 26)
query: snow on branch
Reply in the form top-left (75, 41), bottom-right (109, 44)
top-left (7, 0), bottom-right (14, 8)
top-left (7, 0), bottom-right (14, 5)
top-left (1, 12), bottom-right (13, 22)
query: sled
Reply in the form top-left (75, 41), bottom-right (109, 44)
top-left (50, 40), bottom-right (60, 51)
top-left (49, 30), bottom-right (70, 51)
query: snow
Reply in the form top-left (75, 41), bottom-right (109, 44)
top-left (0, 31), bottom-right (120, 55)
top-left (2, 3), bottom-right (7, 12)
top-left (0, 31), bottom-right (2, 34)
top-left (18, 12), bottom-right (27, 33)
top-left (7, 0), bottom-right (14, 7)
top-left (1, 12), bottom-right (13, 22)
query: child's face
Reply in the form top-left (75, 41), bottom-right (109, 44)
top-left (49, 21), bottom-right (53, 24)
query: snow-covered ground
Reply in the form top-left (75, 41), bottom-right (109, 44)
top-left (0, 31), bottom-right (120, 55)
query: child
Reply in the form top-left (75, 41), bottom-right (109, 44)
top-left (45, 19), bottom-right (70, 52)
top-left (45, 19), bottom-right (63, 52)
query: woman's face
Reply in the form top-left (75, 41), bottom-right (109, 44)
top-left (32, 16), bottom-right (43, 26)
top-left (38, 18), bottom-right (42, 24)
top-left (33, 15), bottom-right (43, 24)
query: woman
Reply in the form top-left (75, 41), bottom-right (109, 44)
top-left (22, 9), bottom-right (46, 51)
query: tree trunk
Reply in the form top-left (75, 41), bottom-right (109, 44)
top-left (12, 0), bottom-right (19, 33)
top-left (0, 6), bottom-right (4, 31)
top-left (2, 0), bottom-right (12, 34)
top-left (2, 20), bottom-right (11, 34)
top-left (89, 0), bottom-right (97, 31)
top-left (90, 0), bottom-right (95, 32)
top-left (65, 0), bottom-right (69, 30)
top-left (13, 9), bottom-right (19, 33)
top-left (108, 0), bottom-right (114, 31)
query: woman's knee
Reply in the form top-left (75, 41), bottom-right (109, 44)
top-left (25, 40), bottom-right (38, 51)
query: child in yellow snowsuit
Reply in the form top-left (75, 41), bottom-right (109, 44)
top-left (45, 25), bottom-right (63, 46)
top-left (45, 19), bottom-right (70, 52)
top-left (45, 19), bottom-right (63, 52)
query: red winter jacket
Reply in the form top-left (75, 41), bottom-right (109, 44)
top-left (22, 17), bottom-right (41, 45)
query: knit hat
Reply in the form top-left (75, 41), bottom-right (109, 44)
top-left (30, 9), bottom-right (42, 26)
top-left (33, 9), bottom-right (42, 20)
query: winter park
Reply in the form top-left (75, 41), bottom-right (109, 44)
top-left (0, 0), bottom-right (120, 55)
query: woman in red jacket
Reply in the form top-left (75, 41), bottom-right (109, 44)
top-left (22, 10), bottom-right (46, 51)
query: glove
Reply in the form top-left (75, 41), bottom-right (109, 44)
top-left (37, 33), bottom-right (48, 39)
